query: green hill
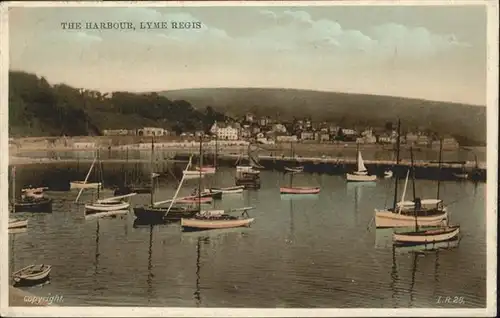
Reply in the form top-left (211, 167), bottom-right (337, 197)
top-left (8, 71), bottom-right (227, 137)
top-left (160, 88), bottom-right (486, 146)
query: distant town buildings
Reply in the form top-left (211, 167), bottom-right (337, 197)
top-left (99, 114), bottom-right (460, 149)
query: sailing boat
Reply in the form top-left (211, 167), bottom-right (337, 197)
top-left (11, 166), bottom-right (53, 213)
top-left (133, 155), bottom-right (201, 223)
top-left (236, 142), bottom-right (262, 173)
top-left (181, 139), bottom-right (255, 232)
top-left (70, 152), bottom-right (102, 190)
top-left (183, 140), bottom-right (209, 179)
top-left (114, 146), bottom-right (152, 195)
top-left (76, 149), bottom-right (137, 218)
top-left (384, 120), bottom-right (401, 179)
top-left (284, 142), bottom-right (304, 173)
top-left (346, 144), bottom-right (377, 182)
top-left (195, 134), bottom-right (217, 174)
top-left (280, 166), bottom-right (320, 195)
top-left (392, 147), bottom-right (460, 246)
top-left (375, 139), bottom-right (448, 228)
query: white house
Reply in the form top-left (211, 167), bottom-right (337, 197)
top-left (211, 122), bottom-right (239, 140)
top-left (138, 127), bottom-right (167, 137)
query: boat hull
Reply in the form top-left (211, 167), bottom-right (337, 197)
top-left (114, 186), bottom-right (151, 196)
top-left (13, 198), bottom-right (53, 213)
top-left (279, 187), bottom-right (320, 195)
top-left (393, 226), bottom-right (460, 246)
top-left (346, 173), bottom-right (377, 182)
top-left (85, 201), bottom-right (130, 212)
top-left (176, 197), bottom-right (212, 204)
top-left (12, 265), bottom-right (52, 287)
top-left (206, 186), bottom-right (244, 194)
top-left (70, 181), bottom-right (102, 190)
top-left (181, 217), bottom-right (255, 232)
top-left (133, 206), bottom-right (199, 222)
top-left (196, 166), bottom-right (216, 174)
top-left (8, 218), bottom-right (28, 229)
top-left (375, 210), bottom-right (448, 228)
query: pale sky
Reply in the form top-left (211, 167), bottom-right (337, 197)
top-left (9, 4), bottom-right (488, 105)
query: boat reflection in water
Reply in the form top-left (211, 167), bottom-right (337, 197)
top-left (390, 237), bottom-right (460, 307)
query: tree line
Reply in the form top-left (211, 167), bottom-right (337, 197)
top-left (9, 71), bottom-right (228, 137)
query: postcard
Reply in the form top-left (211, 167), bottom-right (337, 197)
top-left (0, 1), bottom-right (497, 317)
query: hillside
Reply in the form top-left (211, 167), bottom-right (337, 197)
top-left (8, 71), bottom-right (228, 137)
top-left (161, 88), bottom-right (486, 146)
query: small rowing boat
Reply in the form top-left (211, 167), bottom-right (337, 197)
top-left (12, 264), bottom-right (52, 287)
top-left (280, 186), bottom-right (321, 195)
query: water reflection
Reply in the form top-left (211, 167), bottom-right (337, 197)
top-left (147, 225), bottom-right (154, 302)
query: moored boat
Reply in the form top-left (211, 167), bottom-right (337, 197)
top-left (70, 181), bottom-right (102, 190)
top-left (393, 225), bottom-right (460, 246)
top-left (284, 166), bottom-right (304, 173)
top-left (196, 166), bottom-right (216, 174)
top-left (8, 218), bottom-right (28, 229)
top-left (13, 197), bottom-right (53, 213)
top-left (12, 264), bottom-right (52, 287)
top-left (346, 148), bottom-right (377, 182)
top-left (176, 196), bottom-right (212, 205)
top-left (280, 186), bottom-right (320, 195)
top-left (114, 185), bottom-right (151, 196)
top-left (204, 185), bottom-right (245, 194)
top-left (384, 170), bottom-right (393, 179)
top-left (181, 215), bottom-right (254, 232)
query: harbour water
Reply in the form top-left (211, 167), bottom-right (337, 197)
top-left (8, 163), bottom-right (486, 308)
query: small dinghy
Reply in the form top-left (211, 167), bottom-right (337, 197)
top-left (12, 264), bottom-right (52, 287)
top-left (14, 197), bottom-right (53, 213)
top-left (393, 225), bottom-right (460, 246)
top-left (280, 186), bottom-right (321, 195)
top-left (204, 185), bottom-right (244, 194)
top-left (384, 170), bottom-right (393, 179)
top-left (195, 165), bottom-right (216, 174)
top-left (9, 218), bottom-right (28, 229)
top-left (284, 166), bottom-right (304, 173)
top-left (453, 173), bottom-right (468, 180)
top-left (183, 170), bottom-right (207, 180)
top-left (181, 208), bottom-right (254, 232)
top-left (114, 185), bottom-right (151, 196)
top-left (70, 181), bottom-right (102, 190)
top-left (176, 196), bottom-right (212, 205)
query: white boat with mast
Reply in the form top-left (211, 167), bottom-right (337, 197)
top-left (75, 149), bottom-right (136, 218)
top-left (236, 142), bottom-right (263, 173)
top-left (195, 133), bottom-right (218, 174)
top-left (375, 140), bottom-right (448, 228)
top-left (181, 137), bottom-right (255, 232)
top-left (346, 144), bottom-right (377, 182)
top-left (393, 147), bottom-right (460, 246)
top-left (134, 155), bottom-right (202, 222)
top-left (70, 153), bottom-right (102, 190)
top-left (284, 141), bottom-right (304, 173)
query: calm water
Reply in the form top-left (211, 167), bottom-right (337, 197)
top-left (8, 164), bottom-right (486, 308)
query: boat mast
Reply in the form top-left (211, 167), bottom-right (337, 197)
top-left (150, 137), bottom-right (154, 207)
top-left (198, 136), bottom-right (203, 212)
top-left (437, 137), bottom-right (443, 200)
top-left (410, 147), bottom-right (418, 232)
top-left (392, 119), bottom-right (401, 210)
top-left (11, 166), bottom-right (16, 206)
top-left (96, 149), bottom-right (101, 200)
top-left (214, 133), bottom-right (218, 168)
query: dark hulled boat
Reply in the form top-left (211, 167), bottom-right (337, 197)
top-left (133, 205), bottom-right (199, 222)
top-left (114, 185), bottom-right (152, 196)
top-left (13, 197), bottom-right (53, 213)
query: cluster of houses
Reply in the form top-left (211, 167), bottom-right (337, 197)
top-left (101, 112), bottom-right (460, 148)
